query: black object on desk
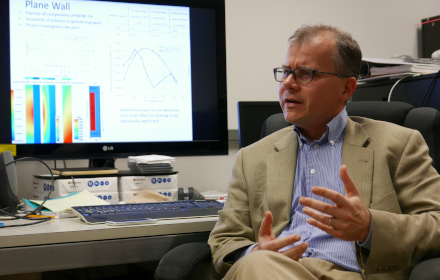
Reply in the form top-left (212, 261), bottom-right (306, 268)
top-left (0, 150), bottom-right (18, 215)
top-left (72, 200), bottom-right (224, 224)
top-left (238, 101), bottom-right (283, 149)
top-left (422, 15), bottom-right (440, 58)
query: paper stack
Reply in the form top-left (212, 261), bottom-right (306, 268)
top-left (22, 190), bottom-right (109, 218)
top-left (369, 64), bottom-right (412, 76)
top-left (127, 155), bottom-right (175, 174)
top-left (360, 57), bottom-right (440, 83)
top-left (201, 190), bottom-right (228, 203)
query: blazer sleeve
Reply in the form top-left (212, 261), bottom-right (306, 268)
top-left (360, 130), bottom-right (440, 274)
top-left (208, 148), bottom-right (257, 278)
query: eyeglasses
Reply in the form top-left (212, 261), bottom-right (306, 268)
top-left (273, 67), bottom-right (351, 84)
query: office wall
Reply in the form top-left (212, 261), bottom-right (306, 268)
top-left (15, 0), bottom-right (440, 199)
top-left (225, 0), bottom-right (440, 129)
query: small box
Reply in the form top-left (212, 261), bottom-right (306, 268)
top-left (119, 174), bottom-right (178, 191)
top-left (31, 191), bottom-right (120, 204)
top-left (32, 176), bottom-right (118, 197)
top-left (120, 188), bottom-right (178, 201)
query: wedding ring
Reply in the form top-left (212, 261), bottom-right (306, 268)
top-left (329, 216), bottom-right (333, 227)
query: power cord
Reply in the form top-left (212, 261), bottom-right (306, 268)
top-left (0, 157), bottom-right (55, 228)
top-left (388, 74), bottom-right (420, 102)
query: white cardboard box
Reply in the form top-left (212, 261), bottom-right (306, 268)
top-left (119, 174), bottom-right (178, 191)
top-left (32, 176), bottom-right (118, 197)
top-left (31, 191), bottom-right (120, 204)
top-left (120, 189), bottom-right (178, 201)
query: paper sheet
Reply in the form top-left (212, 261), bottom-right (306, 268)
top-left (127, 155), bottom-right (176, 164)
top-left (23, 192), bottom-right (79, 212)
top-left (30, 190), bottom-right (109, 212)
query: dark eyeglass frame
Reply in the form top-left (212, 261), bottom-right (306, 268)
top-left (273, 67), bottom-right (352, 83)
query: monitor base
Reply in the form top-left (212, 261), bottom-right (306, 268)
top-left (88, 159), bottom-right (116, 168)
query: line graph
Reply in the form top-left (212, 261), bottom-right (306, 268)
top-left (123, 48), bottom-right (177, 88)
top-left (110, 43), bottom-right (190, 97)
top-left (24, 32), bottom-right (95, 78)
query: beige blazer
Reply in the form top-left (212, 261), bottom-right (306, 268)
top-left (208, 117), bottom-right (440, 280)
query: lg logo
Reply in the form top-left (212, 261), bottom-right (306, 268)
top-left (102, 145), bottom-right (114, 151)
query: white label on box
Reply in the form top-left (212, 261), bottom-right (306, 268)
top-left (120, 188), bottom-right (178, 201)
top-left (155, 189), bottom-right (178, 201)
top-left (32, 191), bottom-right (119, 204)
top-left (93, 192), bottom-right (119, 204)
top-left (32, 177), bottom-right (118, 197)
top-left (119, 191), bottom-right (141, 202)
top-left (119, 175), bottom-right (178, 191)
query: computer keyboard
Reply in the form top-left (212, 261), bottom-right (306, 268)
top-left (71, 200), bottom-right (224, 224)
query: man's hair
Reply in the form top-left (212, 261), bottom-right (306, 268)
top-left (288, 24), bottom-right (362, 79)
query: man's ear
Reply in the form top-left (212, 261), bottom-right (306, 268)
top-left (340, 77), bottom-right (357, 102)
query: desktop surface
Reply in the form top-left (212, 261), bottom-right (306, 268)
top-left (0, 216), bottom-right (217, 248)
top-left (0, 216), bottom-right (217, 276)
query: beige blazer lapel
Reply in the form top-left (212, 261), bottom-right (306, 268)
top-left (267, 129), bottom-right (297, 235)
top-left (342, 118), bottom-right (374, 208)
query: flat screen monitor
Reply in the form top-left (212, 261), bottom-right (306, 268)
top-left (237, 101), bottom-right (284, 149)
top-left (0, 0), bottom-right (227, 163)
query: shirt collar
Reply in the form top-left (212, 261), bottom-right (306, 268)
top-left (294, 107), bottom-right (347, 146)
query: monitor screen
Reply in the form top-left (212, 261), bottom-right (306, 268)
top-left (1, 0), bottom-right (227, 159)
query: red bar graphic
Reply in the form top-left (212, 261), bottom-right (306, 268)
top-left (90, 92), bottom-right (96, 131)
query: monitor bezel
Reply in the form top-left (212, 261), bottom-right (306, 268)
top-left (1, 0), bottom-right (228, 159)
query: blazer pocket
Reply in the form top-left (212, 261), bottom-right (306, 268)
top-left (369, 190), bottom-right (402, 214)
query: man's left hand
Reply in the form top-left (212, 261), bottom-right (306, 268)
top-left (299, 165), bottom-right (371, 243)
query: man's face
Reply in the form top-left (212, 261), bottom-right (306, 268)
top-left (279, 33), bottom-right (352, 137)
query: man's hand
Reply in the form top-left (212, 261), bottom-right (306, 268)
top-left (299, 165), bottom-right (371, 242)
top-left (252, 211), bottom-right (308, 261)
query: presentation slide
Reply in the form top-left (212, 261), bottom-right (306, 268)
top-left (10, 0), bottom-right (193, 144)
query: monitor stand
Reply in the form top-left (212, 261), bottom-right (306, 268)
top-left (51, 158), bottom-right (117, 176)
top-left (88, 158), bottom-right (116, 168)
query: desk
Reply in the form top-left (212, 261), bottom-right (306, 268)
top-left (353, 73), bottom-right (439, 110)
top-left (0, 216), bottom-right (218, 276)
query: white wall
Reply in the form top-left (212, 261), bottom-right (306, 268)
top-left (225, 0), bottom-right (440, 129)
top-left (15, 0), bottom-right (440, 199)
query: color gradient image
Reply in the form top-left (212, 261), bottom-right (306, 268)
top-left (62, 85), bottom-right (72, 143)
top-left (25, 85), bottom-right (41, 144)
top-left (74, 119), bottom-right (79, 140)
top-left (89, 86), bottom-right (101, 138)
top-left (11, 90), bottom-right (14, 141)
top-left (56, 117), bottom-right (60, 142)
top-left (42, 85), bottom-right (56, 143)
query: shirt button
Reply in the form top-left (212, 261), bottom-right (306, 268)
top-left (313, 144), bottom-right (318, 149)
top-left (329, 140), bottom-right (335, 145)
top-left (311, 169), bottom-right (315, 174)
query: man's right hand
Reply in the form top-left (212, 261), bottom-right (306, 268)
top-left (252, 211), bottom-right (308, 261)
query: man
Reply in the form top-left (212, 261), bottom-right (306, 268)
top-left (208, 24), bottom-right (440, 280)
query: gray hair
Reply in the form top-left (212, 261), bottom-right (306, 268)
top-left (289, 24), bottom-right (362, 79)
